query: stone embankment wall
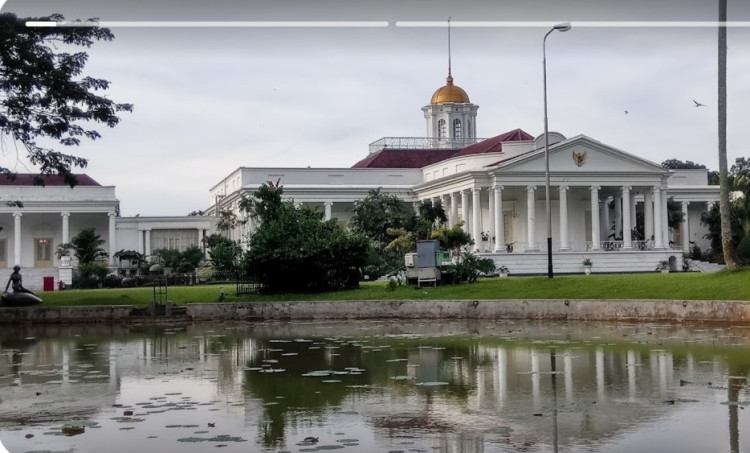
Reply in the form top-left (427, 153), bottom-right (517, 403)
top-left (1, 300), bottom-right (749, 324)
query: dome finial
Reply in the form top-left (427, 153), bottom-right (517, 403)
top-left (447, 17), bottom-right (452, 82)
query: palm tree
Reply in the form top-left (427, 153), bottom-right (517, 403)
top-left (71, 227), bottom-right (108, 264)
top-left (718, 0), bottom-right (737, 268)
top-left (216, 209), bottom-right (238, 237)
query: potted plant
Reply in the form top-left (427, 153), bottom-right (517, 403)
top-left (56, 243), bottom-right (72, 267)
top-left (497, 265), bottom-right (509, 278)
top-left (582, 258), bottom-right (593, 275)
top-left (656, 260), bottom-right (670, 273)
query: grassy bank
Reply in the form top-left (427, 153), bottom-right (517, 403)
top-left (28, 268), bottom-right (750, 308)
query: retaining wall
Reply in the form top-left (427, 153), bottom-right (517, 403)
top-left (187, 299), bottom-right (750, 323)
top-left (1, 300), bottom-right (749, 325)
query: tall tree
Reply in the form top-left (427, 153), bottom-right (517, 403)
top-left (717, 0), bottom-right (737, 268)
top-left (0, 13), bottom-right (132, 186)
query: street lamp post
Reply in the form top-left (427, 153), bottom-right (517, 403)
top-left (543, 22), bottom-right (571, 279)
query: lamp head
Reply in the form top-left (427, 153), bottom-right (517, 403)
top-left (554, 22), bottom-right (572, 32)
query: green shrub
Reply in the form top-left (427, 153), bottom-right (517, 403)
top-left (691, 244), bottom-right (702, 261)
top-left (450, 252), bottom-right (496, 284)
top-left (245, 182), bottom-right (368, 293)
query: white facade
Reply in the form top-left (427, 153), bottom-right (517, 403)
top-left (0, 179), bottom-right (218, 290)
top-left (207, 78), bottom-right (720, 275)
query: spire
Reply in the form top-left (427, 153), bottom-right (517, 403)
top-left (447, 17), bottom-right (453, 85)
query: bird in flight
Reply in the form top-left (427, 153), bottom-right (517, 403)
top-left (624, 110), bottom-right (629, 114)
top-left (693, 100), bottom-right (706, 107)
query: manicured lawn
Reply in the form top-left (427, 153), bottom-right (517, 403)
top-left (31, 267), bottom-right (750, 307)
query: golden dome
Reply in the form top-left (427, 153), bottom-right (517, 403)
top-left (430, 74), bottom-right (470, 104)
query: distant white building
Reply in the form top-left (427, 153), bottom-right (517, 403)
top-left (209, 71), bottom-right (720, 275)
top-left (0, 174), bottom-right (215, 290)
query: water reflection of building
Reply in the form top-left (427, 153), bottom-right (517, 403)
top-left (1, 322), bottom-right (749, 453)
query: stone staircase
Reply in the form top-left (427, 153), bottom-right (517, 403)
top-left (688, 260), bottom-right (726, 273)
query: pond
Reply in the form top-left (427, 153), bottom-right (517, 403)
top-left (0, 320), bottom-right (749, 453)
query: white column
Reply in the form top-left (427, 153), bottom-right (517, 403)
top-left (137, 230), bottom-right (145, 255)
top-left (661, 190), bottom-right (669, 248)
top-left (144, 229), bottom-right (152, 259)
top-left (488, 188), bottom-right (495, 249)
top-left (441, 195), bottom-right (450, 225)
top-left (324, 201), bottom-right (332, 221)
top-left (644, 190), bottom-right (654, 245)
top-left (681, 201), bottom-right (690, 251)
top-left (622, 186), bottom-right (632, 249)
top-left (602, 196), bottom-right (611, 239)
top-left (590, 186), bottom-right (601, 250)
top-left (61, 212), bottom-right (70, 244)
top-left (653, 187), bottom-right (664, 249)
top-left (472, 188), bottom-right (481, 251)
top-left (450, 192), bottom-right (459, 228)
top-left (705, 201), bottom-right (714, 213)
top-left (108, 212), bottom-right (117, 266)
top-left (13, 212), bottom-right (22, 265)
top-left (526, 186), bottom-right (537, 251)
top-left (494, 185), bottom-right (504, 252)
top-left (461, 190), bottom-right (470, 232)
top-left (614, 193), bottom-right (623, 238)
top-left (559, 186), bottom-right (569, 250)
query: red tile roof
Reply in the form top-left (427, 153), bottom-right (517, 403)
top-left (453, 128), bottom-right (534, 157)
top-left (352, 129), bottom-right (535, 169)
top-left (0, 174), bottom-right (101, 186)
top-left (351, 149), bottom-right (458, 169)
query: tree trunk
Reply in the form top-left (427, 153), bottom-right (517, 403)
top-left (718, 0), bottom-right (736, 268)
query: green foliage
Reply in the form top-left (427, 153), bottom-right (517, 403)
top-left (350, 188), bottom-right (412, 244)
top-left (701, 202), bottom-right (745, 258)
top-left (385, 278), bottom-right (398, 292)
top-left (408, 199), bottom-right (448, 241)
top-left (661, 159), bottom-right (707, 170)
top-left (385, 227), bottom-right (415, 255)
top-left (216, 209), bottom-right (239, 234)
top-left (245, 182), bottom-right (368, 293)
top-left (691, 244), bottom-right (702, 261)
top-left (76, 262), bottom-right (108, 281)
top-left (71, 227), bottom-right (108, 264)
top-left (204, 233), bottom-right (234, 249)
top-left (430, 223), bottom-right (473, 257)
top-left (449, 252), bottom-right (496, 284)
top-left (736, 233), bottom-right (750, 263)
top-left (666, 199), bottom-right (685, 230)
top-left (0, 13), bottom-right (132, 185)
top-left (209, 241), bottom-right (243, 274)
top-left (151, 246), bottom-right (204, 272)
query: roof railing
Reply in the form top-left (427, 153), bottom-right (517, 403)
top-left (368, 137), bottom-right (486, 154)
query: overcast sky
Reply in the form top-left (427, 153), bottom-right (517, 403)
top-left (2, 0), bottom-right (750, 216)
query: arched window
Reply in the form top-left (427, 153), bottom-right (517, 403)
top-left (453, 119), bottom-right (462, 139)
top-left (438, 119), bottom-right (446, 138)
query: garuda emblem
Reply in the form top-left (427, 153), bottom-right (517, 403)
top-left (572, 151), bottom-right (587, 167)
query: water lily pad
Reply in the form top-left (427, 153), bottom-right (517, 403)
top-left (302, 371), bottom-right (332, 377)
top-left (177, 434), bottom-right (247, 443)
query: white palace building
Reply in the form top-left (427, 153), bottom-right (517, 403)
top-left (209, 71), bottom-right (720, 276)
top-left (0, 70), bottom-right (720, 289)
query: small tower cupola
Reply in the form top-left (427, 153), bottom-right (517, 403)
top-left (421, 18), bottom-right (479, 148)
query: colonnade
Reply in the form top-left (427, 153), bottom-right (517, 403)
top-left (9, 211), bottom-right (118, 267)
top-left (418, 184), bottom-right (684, 252)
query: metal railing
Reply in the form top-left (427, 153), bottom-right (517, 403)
top-left (368, 137), bottom-right (486, 154)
